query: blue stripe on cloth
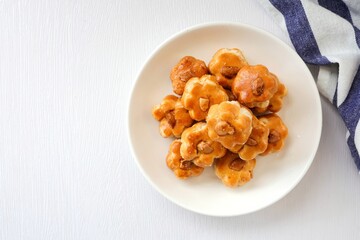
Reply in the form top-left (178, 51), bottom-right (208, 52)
top-left (338, 66), bottom-right (360, 169)
top-left (332, 81), bottom-right (338, 106)
top-left (318, 0), bottom-right (353, 23)
top-left (353, 26), bottom-right (360, 48)
top-left (269, 0), bottom-right (331, 65)
top-left (318, 0), bottom-right (360, 48)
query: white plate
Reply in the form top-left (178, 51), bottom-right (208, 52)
top-left (127, 22), bottom-right (322, 216)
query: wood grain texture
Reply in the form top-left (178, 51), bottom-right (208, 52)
top-left (0, 0), bottom-right (359, 239)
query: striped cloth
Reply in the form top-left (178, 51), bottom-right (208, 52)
top-left (257, 0), bottom-right (360, 171)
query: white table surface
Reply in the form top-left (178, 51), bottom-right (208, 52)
top-left (1, 0), bottom-right (359, 239)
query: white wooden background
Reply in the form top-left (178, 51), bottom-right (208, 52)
top-left (0, 0), bottom-right (359, 239)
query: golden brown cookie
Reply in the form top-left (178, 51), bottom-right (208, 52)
top-left (166, 140), bottom-right (204, 179)
top-left (214, 151), bottom-right (256, 188)
top-left (181, 75), bottom-right (229, 121)
top-left (170, 56), bottom-right (208, 95)
top-left (152, 95), bottom-right (193, 138)
top-left (180, 122), bottom-right (226, 168)
top-left (254, 82), bottom-right (288, 114)
top-left (206, 101), bottom-right (253, 153)
top-left (259, 113), bottom-right (288, 155)
top-left (232, 65), bottom-right (279, 108)
top-left (238, 115), bottom-right (269, 160)
top-left (208, 48), bottom-right (248, 89)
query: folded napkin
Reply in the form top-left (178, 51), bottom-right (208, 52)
top-left (257, 0), bottom-right (360, 171)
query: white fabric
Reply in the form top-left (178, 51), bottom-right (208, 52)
top-left (317, 64), bottom-right (338, 98)
top-left (301, 0), bottom-right (360, 106)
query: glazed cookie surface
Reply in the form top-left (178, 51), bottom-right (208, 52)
top-left (208, 48), bottom-right (248, 89)
top-left (238, 115), bottom-right (269, 160)
top-left (170, 56), bottom-right (208, 95)
top-left (152, 95), bottom-right (193, 138)
top-left (259, 113), bottom-right (288, 155)
top-left (206, 101), bottom-right (253, 153)
top-left (166, 140), bottom-right (204, 179)
top-left (180, 122), bottom-right (226, 168)
top-left (214, 151), bottom-right (256, 188)
top-left (232, 65), bottom-right (279, 109)
top-left (181, 75), bottom-right (228, 121)
top-left (254, 82), bottom-right (288, 114)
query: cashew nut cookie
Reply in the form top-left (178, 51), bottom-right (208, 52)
top-left (206, 101), bottom-right (253, 153)
top-left (214, 151), bottom-right (256, 188)
top-left (254, 81), bottom-right (288, 114)
top-left (180, 122), bottom-right (226, 168)
top-left (238, 115), bottom-right (269, 160)
top-left (166, 139), bottom-right (204, 179)
top-left (152, 95), bottom-right (193, 138)
top-left (208, 48), bottom-right (248, 89)
top-left (258, 113), bottom-right (288, 155)
top-left (232, 65), bottom-right (279, 109)
top-left (170, 56), bottom-right (209, 95)
top-left (181, 75), bottom-right (229, 121)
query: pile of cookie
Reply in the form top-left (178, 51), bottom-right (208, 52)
top-left (152, 48), bottom-right (288, 188)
